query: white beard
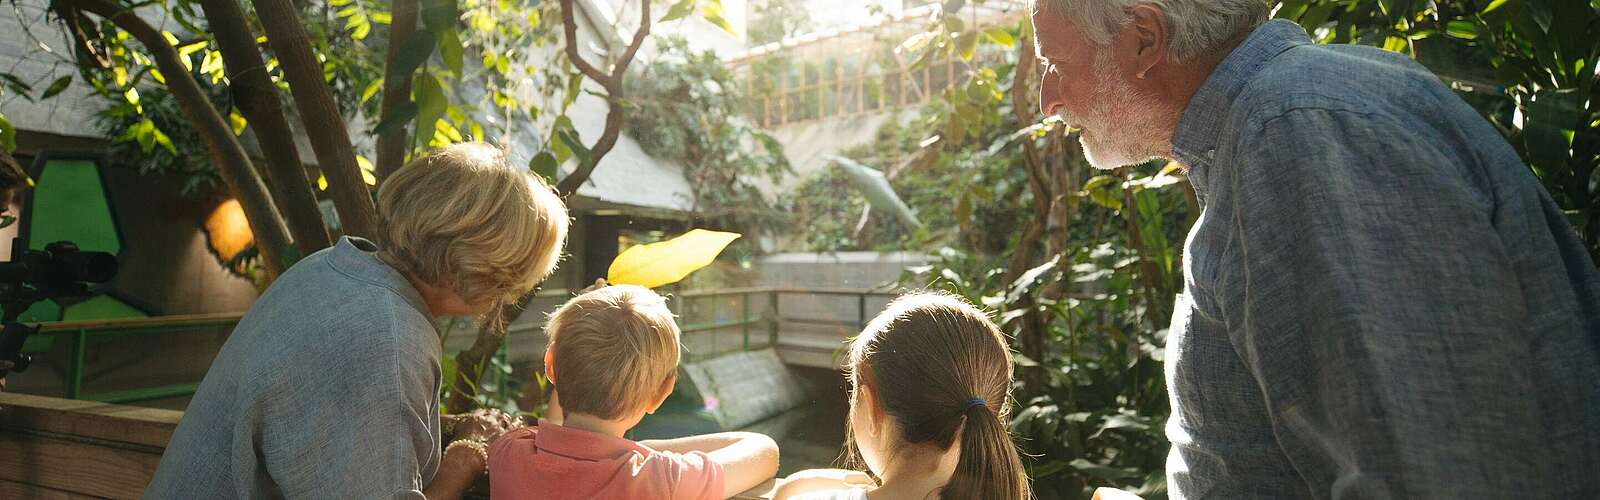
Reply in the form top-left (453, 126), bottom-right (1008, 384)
top-left (1060, 52), bottom-right (1173, 170)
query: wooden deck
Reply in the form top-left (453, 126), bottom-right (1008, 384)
top-left (0, 393), bottom-right (787, 499)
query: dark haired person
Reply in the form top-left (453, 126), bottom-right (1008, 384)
top-left (0, 149), bottom-right (27, 393)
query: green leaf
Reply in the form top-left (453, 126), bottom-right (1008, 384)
top-left (558, 127), bottom-right (591, 167)
top-left (529, 151), bottom-right (559, 183)
top-left (0, 112), bottom-right (15, 152)
top-left (1524, 89), bottom-right (1581, 175)
top-left (413, 74), bottom-right (448, 138)
top-left (983, 26), bottom-right (1015, 48)
top-left (660, 0), bottom-right (696, 23)
top-left (437, 28), bottom-right (464, 76)
top-left (701, 1), bottom-right (735, 35)
top-left (391, 32), bottom-right (436, 86)
top-left (420, 0), bottom-right (459, 34)
top-left (942, 0), bottom-right (965, 14)
top-left (40, 76), bottom-right (71, 99)
top-left (1482, 0), bottom-right (1512, 14)
top-left (373, 101), bottom-right (419, 136)
top-left (1444, 20), bottom-right (1478, 40)
top-left (956, 31), bottom-right (979, 61)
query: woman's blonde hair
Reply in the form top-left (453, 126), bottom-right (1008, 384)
top-left (377, 142), bottom-right (569, 320)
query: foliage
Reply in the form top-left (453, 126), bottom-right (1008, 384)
top-left (1279, 0), bottom-right (1600, 261)
top-left (746, 0), bottom-right (812, 45)
top-left (625, 36), bottom-right (792, 236)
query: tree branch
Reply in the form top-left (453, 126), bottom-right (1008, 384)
top-left (71, 0), bottom-right (294, 277)
top-left (252, 0), bottom-right (382, 240)
top-left (373, 0), bottom-right (418, 182)
top-left (553, 0), bottom-right (651, 196)
top-left (200, 0), bottom-right (330, 259)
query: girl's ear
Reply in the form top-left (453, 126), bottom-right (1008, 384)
top-left (859, 383), bottom-right (886, 437)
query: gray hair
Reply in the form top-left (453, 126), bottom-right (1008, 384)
top-left (1035, 0), bottom-right (1270, 61)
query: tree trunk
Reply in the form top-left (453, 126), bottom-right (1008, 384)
top-left (73, 0), bottom-right (294, 278)
top-left (373, 0), bottom-right (418, 183)
top-left (448, 0), bottom-right (654, 412)
top-left (1002, 32), bottom-right (1056, 397)
top-left (251, 0), bottom-right (382, 240)
top-left (199, 0), bottom-right (331, 259)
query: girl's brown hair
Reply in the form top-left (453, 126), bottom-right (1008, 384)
top-left (846, 292), bottom-right (1031, 499)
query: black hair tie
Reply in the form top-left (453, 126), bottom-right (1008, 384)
top-left (963, 398), bottom-right (987, 412)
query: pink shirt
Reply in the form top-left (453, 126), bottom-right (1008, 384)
top-left (488, 420), bottom-right (726, 500)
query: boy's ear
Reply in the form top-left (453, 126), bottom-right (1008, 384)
top-left (646, 374), bottom-right (675, 415)
top-left (543, 350), bottom-right (556, 384)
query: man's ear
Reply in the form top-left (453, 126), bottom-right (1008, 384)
top-left (1120, 3), bottom-right (1171, 79)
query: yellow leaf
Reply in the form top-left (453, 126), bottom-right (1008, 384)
top-left (229, 110), bottom-right (248, 135)
top-left (316, 173), bottom-right (328, 190)
top-left (607, 229), bottom-right (741, 288)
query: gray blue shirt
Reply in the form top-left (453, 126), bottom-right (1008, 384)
top-left (1167, 20), bottom-right (1600, 499)
top-left (147, 237), bottom-right (442, 499)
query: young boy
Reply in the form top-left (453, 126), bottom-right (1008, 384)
top-left (489, 285), bottom-right (780, 499)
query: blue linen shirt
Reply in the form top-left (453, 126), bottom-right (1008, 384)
top-left (1166, 20), bottom-right (1600, 499)
top-left (146, 237), bottom-right (442, 499)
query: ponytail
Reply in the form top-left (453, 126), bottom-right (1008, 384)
top-left (942, 400), bottom-right (1030, 499)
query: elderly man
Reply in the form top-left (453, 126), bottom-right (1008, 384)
top-left (1031, 0), bottom-right (1600, 498)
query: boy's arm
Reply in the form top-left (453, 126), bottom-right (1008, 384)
top-left (640, 432), bottom-right (779, 498)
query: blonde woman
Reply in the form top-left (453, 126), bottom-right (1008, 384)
top-left (147, 143), bottom-right (569, 500)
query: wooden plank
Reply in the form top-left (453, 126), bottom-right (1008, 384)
top-left (37, 313), bottom-right (242, 333)
top-left (0, 431), bottom-right (162, 499)
top-left (0, 393), bottom-right (180, 448)
top-left (0, 478), bottom-right (99, 500)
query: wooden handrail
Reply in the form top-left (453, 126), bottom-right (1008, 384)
top-left (37, 312), bottom-right (244, 333)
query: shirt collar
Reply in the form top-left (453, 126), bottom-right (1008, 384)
top-left (1171, 20), bottom-right (1311, 170)
top-left (532, 419), bottom-right (652, 459)
top-left (327, 236), bottom-right (433, 319)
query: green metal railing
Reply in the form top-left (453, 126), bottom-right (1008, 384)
top-left (29, 287), bottom-right (900, 405)
top-left (34, 313), bottom-right (242, 404)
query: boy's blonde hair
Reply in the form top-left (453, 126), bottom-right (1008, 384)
top-left (377, 143), bottom-right (569, 315)
top-left (546, 285), bottom-right (681, 420)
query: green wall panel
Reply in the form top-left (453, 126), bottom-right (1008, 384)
top-left (30, 159), bottom-right (120, 253)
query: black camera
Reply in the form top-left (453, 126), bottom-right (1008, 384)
top-left (0, 240), bottom-right (119, 375)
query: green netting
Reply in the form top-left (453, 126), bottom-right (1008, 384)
top-left (30, 159), bottom-right (120, 253)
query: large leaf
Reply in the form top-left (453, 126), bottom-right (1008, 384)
top-left (437, 28), bottom-right (464, 76)
top-left (607, 229), bottom-right (741, 288)
top-left (420, 0), bottom-right (458, 33)
top-left (1524, 89), bottom-right (1581, 175)
top-left (391, 32), bottom-right (437, 86)
top-left (413, 74), bottom-right (448, 138)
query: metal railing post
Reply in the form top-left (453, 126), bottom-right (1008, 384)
top-left (741, 292), bottom-right (751, 351)
top-left (857, 294), bottom-right (868, 331)
top-left (67, 328), bottom-right (87, 399)
top-left (768, 290), bottom-right (780, 349)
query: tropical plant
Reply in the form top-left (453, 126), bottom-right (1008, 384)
top-left (1278, 0), bottom-right (1600, 262)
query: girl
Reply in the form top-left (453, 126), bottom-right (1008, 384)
top-left (775, 292), bottom-right (1030, 500)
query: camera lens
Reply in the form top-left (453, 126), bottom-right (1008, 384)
top-left (58, 251), bottom-right (119, 283)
